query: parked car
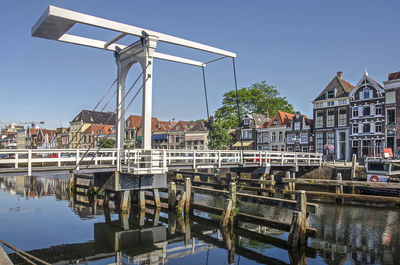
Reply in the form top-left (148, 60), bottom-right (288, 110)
top-left (49, 154), bottom-right (58, 158)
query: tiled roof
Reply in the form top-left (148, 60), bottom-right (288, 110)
top-left (171, 121), bottom-right (194, 131)
top-left (188, 121), bottom-right (207, 132)
top-left (388, 71), bottom-right (400, 81)
top-left (314, 74), bottom-right (354, 101)
top-left (71, 110), bottom-right (115, 125)
top-left (85, 124), bottom-right (115, 135)
top-left (267, 111), bottom-right (294, 127)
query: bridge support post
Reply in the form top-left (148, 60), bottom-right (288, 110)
top-left (336, 173), bottom-right (344, 203)
top-left (153, 189), bottom-right (161, 208)
top-left (351, 154), bottom-right (357, 180)
top-left (120, 190), bottom-right (131, 213)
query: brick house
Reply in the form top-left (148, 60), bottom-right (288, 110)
top-left (234, 111), bottom-right (270, 150)
top-left (286, 111), bottom-right (314, 152)
top-left (349, 71), bottom-right (385, 158)
top-left (383, 71), bottom-right (400, 154)
top-left (313, 72), bottom-right (354, 161)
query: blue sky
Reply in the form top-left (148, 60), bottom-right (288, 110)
top-left (1, 0), bottom-right (400, 129)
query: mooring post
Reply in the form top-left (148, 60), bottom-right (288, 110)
top-left (185, 177), bottom-right (192, 214)
top-left (288, 190), bottom-right (308, 247)
top-left (176, 173), bottom-right (183, 180)
top-left (193, 175), bottom-right (201, 182)
top-left (168, 182), bottom-right (177, 209)
top-left (153, 189), bottom-right (161, 208)
top-left (336, 173), bottom-right (344, 203)
top-left (351, 154), bottom-right (357, 180)
top-left (229, 182), bottom-right (237, 226)
top-left (168, 210), bottom-right (177, 235)
top-left (284, 171), bottom-right (290, 191)
top-left (178, 191), bottom-right (186, 214)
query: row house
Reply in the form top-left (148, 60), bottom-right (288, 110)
top-left (185, 121), bottom-right (209, 150)
top-left (349, 71), bottom-right (385, 158)
top-left (152, 121), bottom-right (175, 149)
top-left (168, 121), bottom-right (193, 150)
top-left (82, 124), bottom-right (116, 148)
top-left (286, 111), bottom-right (314, 152)
top-left (56, 127), bottom-right (69, 149)
top-left (69, 110), bottom-right (116, 149)
top-left (25, 128), bottom-right (57, 149)
top-left (125, 114), bottom-right (161, 148)
top-left (313, 72), bottom-right (354, 161)
top-left (264, 111), bottom-right (293, 151)
top-left (234, 111), bottom-right (270, 150)
top-left (383, 71), bottom-right (400, 154)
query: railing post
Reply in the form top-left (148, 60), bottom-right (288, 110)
top-left (58, 151), bottom-right (61, 167)
top-left (15, 153), bottom-right (18, 169)
top-left (76, 149), bottom-right (80, 170)
top-left (281, 152), bottom-right (284, 166)
top-left (218, 150), bottom-right (221, 168)
top-left (259, 151), bottom-right (262, 166)
top-left (295, 153), bottom-right (298, 167)
top-left (193, 150), bottom-right (196, 170)
top-left (308, 153), bottom-right (311, 165)
top-left (163, 150), bottom-right (167, 171)
top-left (27, 150), bottom-right (32, 176)
top-left (240, 150), bottom-right (244, 165)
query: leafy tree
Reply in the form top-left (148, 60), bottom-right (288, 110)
top-left (0, 143), bottom-right (4, 149)
top-left (208, 120), bottom-right (234, 149)
top-left (214, 81), bottom-right (294, 129)
top-left (99, 138), bottom-right (115, 148)
top-left (208, 81), bottom-right (294, 149)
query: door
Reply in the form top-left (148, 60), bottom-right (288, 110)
top-left (338, 132), bottom-right (346, 160)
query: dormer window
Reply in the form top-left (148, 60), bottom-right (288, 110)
top-left (243, 118), bottom-right (249, 126)
top-left (273, 119), bottom-right (278, 125)
top-left (326, 89), bottom-right (335, 99)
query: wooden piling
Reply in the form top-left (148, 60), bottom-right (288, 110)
top-left (168, 182), bottom-right (177, 209)
top-left (288, 211), bottom-right (306, 247)
top-left (336, 173), bottom-right (344, 203)
top-left (178, 191), bottom-right (186, 214)
top-left (193, 175), bottom-right (201, 182)
top-left (284, 171), bottom-right (291, 192)
top-left (220, 199), bottom-right (233, 227)
top-left (351, 154), bottom-right (357, 180)
top-left (120, 190), bottom-right (131, 213)
top-left (185, 177), bottom-right (192, 214)
top-left (139, 191), bottom-right (146, 210)
top-left (153, 189), bottom-right (161, 208)
top-left (176, 173), bottom-right (183, 180)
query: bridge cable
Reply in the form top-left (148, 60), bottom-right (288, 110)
top-left (65, 78), bottom-right (117, 148)
top-left (201, 66), bottom-right (210, 121)
top-left (75, 63), bottom-right (151, 170)
top-left (73, 64), bottom-right (146, 150)
top-left (84, 76), bottom-right (149, 168)
top-left (232, 58), bottom-right (243, 150)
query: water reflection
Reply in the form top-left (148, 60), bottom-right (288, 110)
top-left (0, 175), bottom-right (399, 265)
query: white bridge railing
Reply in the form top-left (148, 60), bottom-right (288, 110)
top-left (0, 149), bottom-right (322, 175)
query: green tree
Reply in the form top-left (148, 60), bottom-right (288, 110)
top-left (0, 143), bottom-right (4, 149)
top-left (214, 81), bottom-right (294, 129)
top-left (208, 120), bottom-right (233, 149)
top-left (208, 81), bottom-right (294, 149)
top-left (99, 138), bottom-right (115, 148)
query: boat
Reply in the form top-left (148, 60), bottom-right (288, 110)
top-left (359, 158), bottom-right (400, 196)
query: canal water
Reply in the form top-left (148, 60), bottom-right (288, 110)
top-left (0, 175), bottom-right (399, 265)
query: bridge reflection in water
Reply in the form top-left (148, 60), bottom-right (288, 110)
top-left (1, 175), bottom-right (400, 265)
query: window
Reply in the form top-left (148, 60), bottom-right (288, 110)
top-left (387, 109), bottom-right (396, 125)
top-left (352, 106), bottom-right (359, 118)
top-left (243, 118), bottom-right (249, 126)
top-left (363, 123), bottom-right (370, 133)
top-left (263, 132), bottom-right (269, 143)
top-left (363, 106), bottom-right (370, 116)
top-left (352, 140), bottom-right (359, 147)
top-left (327, 132), bottom-right (335, 145)
top-left (273, 119), bottom-right (278, 125)
top-left (175, 136), bottom-right (180, 143)
top-left (375, 122), bottom-right (382, 133)
top-left (300, 133), bottom-right (308, 144)
top-left (363, 87), bottom-right (371, 99)
top-left (294, 122), bottom-right (300, 131)
top-left (315, 102), bottom-right (323, 108)
top-left (327, 101), bottom-right (335, 106)
top-left (327, 110), bottom-right (335, 127)
top-left (368, 162), bottom-right (389, 172)
top-left (338, 108), bottom-right (347, 126)
top-left (327, 89), bottom-right (335, 99)
top-left (352, 124), bottom-right (359, 134)
top-left (376, 104), bottom-right (382, 115)
top-left (295, 146), bottom-right (300, 152)
top-left (339, 99), bottom-right (347, 105)
top-left (257, 133), bottom-right (262, 144)
top-left (316, 133), bottom-right (323, 153)
top-left (302, 146), bottom-right (308, 152)
top-left (287, 147), bottom-right (293, 152)
top-left (316, 111), bottom-right (323, 128)
top-left (287, 134), bottom-right (294, 144)
top-left (278, 132), bottom-right (283, 142)
top-left (271, 132), bottom-right (276, 142)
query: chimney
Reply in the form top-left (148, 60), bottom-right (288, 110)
top-left (337, 71), bottom-right (343, 80)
